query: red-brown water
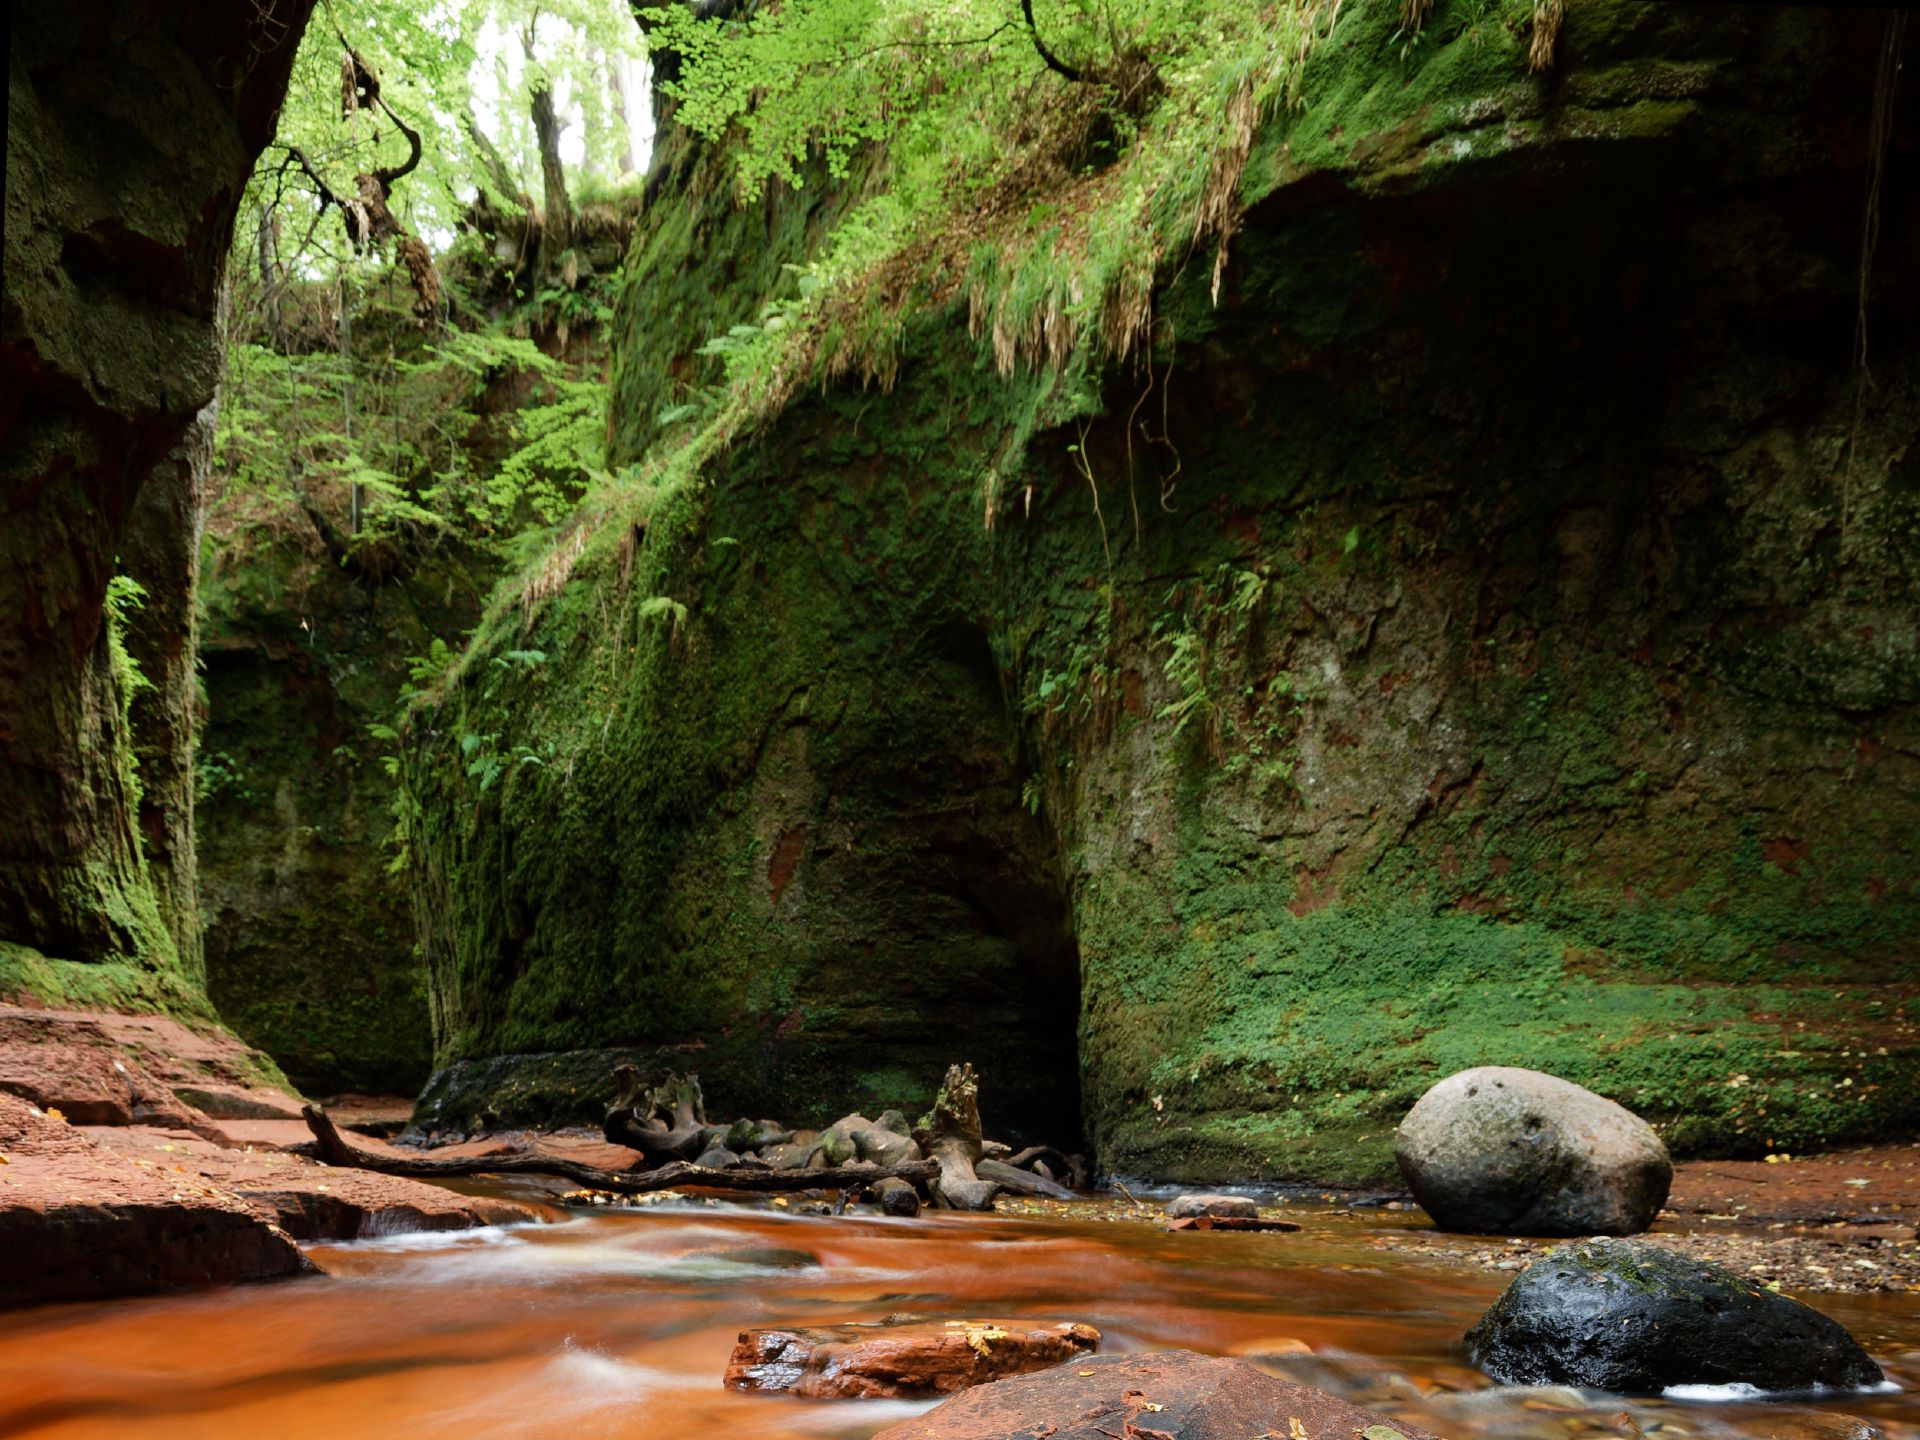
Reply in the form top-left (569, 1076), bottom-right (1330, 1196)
top-left (1, 1194), bottom-right (1914, 1438)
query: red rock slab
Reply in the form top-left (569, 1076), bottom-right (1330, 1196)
top-left (0, 1011), bottom-right (211, 1132)
top-left (871, 1351), bottom-right (1443, 1440)
top-left (0, 1005), bottom-right (303, 1131)
top-left (0, 1096), bottom-right (310, 1308)
top-left (86, 1127), bottom-right (551, 1241)
top-left (727, 1318), bottom-right (1100, 1399)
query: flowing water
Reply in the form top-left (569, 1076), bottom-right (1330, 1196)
top-left (1, 1190), bottom-right (1914, 1439)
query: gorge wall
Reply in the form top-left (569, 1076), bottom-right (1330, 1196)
top-left (408, 0), bottom-right (1918, 1178)
top-left (2, 0), bottom-right (313, 1015)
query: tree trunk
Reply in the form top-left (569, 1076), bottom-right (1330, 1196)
top-left (463, 107), bottom-right (526, 208)
top-left (608, 54), bottom-right (638, 178)
top-left (915, 1063), bottom-right (999, 1210)
top-left (530, 80), bottom-right (574, 277)
top-left (0, 0), bottom-right (314, 999)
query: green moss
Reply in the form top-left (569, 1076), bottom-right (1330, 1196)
top-left (0, 940), bottom-right (208, 1017)
top-left (404, 3), bottom-right (1917, 1180)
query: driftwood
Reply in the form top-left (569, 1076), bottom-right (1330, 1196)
top-left (1006, 1145), bottom-right (1090, 1192)
top-left (302, 1105), bottom-right (937, 1196)
top-left (603, 1064), bottom-right (713, 1162)
top-left (977, 1158), bottom-right (1075, 1201)
top-left (914, 1062), bottom-right (996, 1210)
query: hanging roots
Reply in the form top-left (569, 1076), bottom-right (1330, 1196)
top-left (1529, 0), bottom-right (1566, 73)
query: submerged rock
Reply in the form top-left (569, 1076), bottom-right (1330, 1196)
top-left (691, 1246), bottom-right (818, 1269)
top-left (726, 1317), bottom-right (1099, 1399)
top-left (1395, 1067), bottom-right (1671, 1235)
top-left (869, 1350), bottom-right (1442, 1440)
top-left (1467, 1238), bottom-right (1884, 1393)
top-left (1166, 1193), bottom-right (1257, 1220)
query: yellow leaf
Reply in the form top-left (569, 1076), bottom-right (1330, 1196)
top-left (964, 1324), bottom-right (1009, 1358)
top-left (45, 1107), bottom-right (66, 1124)
top-left (1077, 1370), bottom-right (1097, 1377)
top-left (1289, 1419), bottom-right (1310, 1440)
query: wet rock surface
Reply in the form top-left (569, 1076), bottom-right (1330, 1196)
top-left (1166, 1193), bottom-right (1258, 1219)
top-left (726, 1317), bottom-right (1099, 1399)
top-left (1396, 1067), bottom-right (1672, 1235)
top-left (0, 1006), bottom-right (303, 1141)
top-left (85, 1127), bottom-right (547, 1241)
top-left (1467, 1238), bottom-right (1885, 1393)
top-left (869, 1350), bottom-right (1442, 1440)
top-left (0, 1096), bottom-right (312, 1307)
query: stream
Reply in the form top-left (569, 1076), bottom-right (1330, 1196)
top-left (1, 1191), bottom-right (1914, 1439)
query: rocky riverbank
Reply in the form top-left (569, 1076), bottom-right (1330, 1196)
top-left (0, 1007), bottom-right (549, 1306)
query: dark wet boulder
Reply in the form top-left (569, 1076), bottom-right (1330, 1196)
top-left (694, 1143), bottom-right (741, 1169)
top-left (1467, 1239), bottom-right (1884, 1394)
top-left (1395, 1066), bottom-right (1671, 1235)
top-left (870, 1350), bottom-right (1441, 1440)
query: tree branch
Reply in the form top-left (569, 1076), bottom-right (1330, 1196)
top-left (1020, 0), bottom-right (1084, 82)
top-left (372, 90), bottom-right (424, 188)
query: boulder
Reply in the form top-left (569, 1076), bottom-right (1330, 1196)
top-left (727, 1317), bottom-right (1099, 1399)
top-left (1467, 1238), bottom-right (1885, 1393)
top-left (819, 1113), bottom-right (877, 1165)
top-left (0, 1096), bottom-right (313, 1306)
top-left (869, 1350), bottom-right (1442, 1440)
top-left (694, 1143), bottom-right (741, 1169)
top-left (1395, 1066), bottom-right (1671, 1235)
top-left (1166, 1193), bottom-right (1257, 1220)
top-left (761, 1141), bottom-right (818, 1170)
top-left (857, 1125), bottom-right (922, 1168)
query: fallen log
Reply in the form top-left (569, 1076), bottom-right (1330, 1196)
top-left (302, 1105), bottom-right (937, 1196)
top-left (1004, 1145), bottom-right (1089, 1192)
top-left (977, 1158), bottom-right (1075, 1201)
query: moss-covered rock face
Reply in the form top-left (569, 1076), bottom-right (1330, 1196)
top-left (194, 488), bottom-right (495, 1094)
top-left (1, 1), bottom-right (313, 1013)
top-left (409, 2), bottom-right (1918, 1175)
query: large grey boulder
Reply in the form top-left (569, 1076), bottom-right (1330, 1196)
top-left (1395, 1066), bottom-right (1671, 1235)
top-left (1468, 1239), bottom-right (1884, 1394)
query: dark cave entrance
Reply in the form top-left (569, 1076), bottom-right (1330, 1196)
top-left (792, 614), bottom-right (1086, 1152)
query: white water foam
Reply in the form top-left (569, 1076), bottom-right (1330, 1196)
top-left (1663, 1379), bottom-right (1902, 1403)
